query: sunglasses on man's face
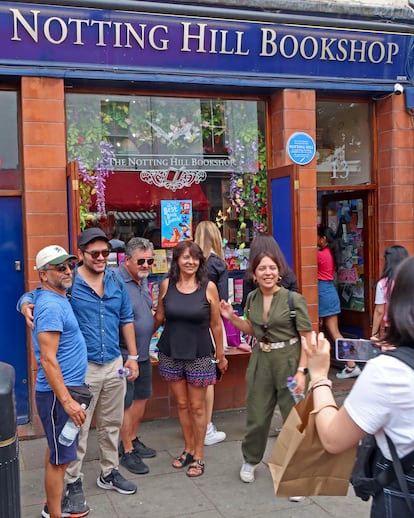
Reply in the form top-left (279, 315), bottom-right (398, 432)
top-left (137, 258), bottom-right (154, 266)
top-left (84, 249), bottom-right (111, 259)
top-left (46, 261), bottom-right (76, 273)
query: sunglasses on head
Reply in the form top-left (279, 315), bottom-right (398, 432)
top-left (84, 249), bottom-right (111, 259)
top-left (260, 323), bottom-right (269, 343)
top-left (46, 261), bottom-right (76, 273)
top-left (137, 258), bottom-right (154, 266)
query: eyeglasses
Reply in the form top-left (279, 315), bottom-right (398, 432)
top-left (46, 261), bottom-right (76, 273)
top-left (83, 249), bottom-right (110, 259)
top-left (137, 258), bottom-right (154, 266)
top-left (260, 323), bottom-right (269, 343)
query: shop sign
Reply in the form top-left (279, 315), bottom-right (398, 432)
top-left (286, 132), bottom-right (316, 165)
top-left (111, 154), bottom-right (235, 173)
top-left (0, 3), bottom-right (411, 84)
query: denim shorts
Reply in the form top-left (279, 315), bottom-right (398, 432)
top-left (318, 280), bottom-right (341, 317)
top-left (158, 352), bottom-right (216, 387)
top-left (124, 359), bottom-right (152, 409)
top-left (35, 390), bottom-right (79, 465)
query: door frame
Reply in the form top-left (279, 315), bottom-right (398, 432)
top-left (267, 164), bottom-right (301, 281)
top-left (320, 189), bottom-right (375, 338)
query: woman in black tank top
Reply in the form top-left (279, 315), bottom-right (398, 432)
top-left (154, 241), bottom-right (228, 477)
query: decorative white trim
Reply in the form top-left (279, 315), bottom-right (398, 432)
top-left (140, 168), bottom-right (207, 191)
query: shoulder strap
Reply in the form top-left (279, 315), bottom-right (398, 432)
top-left (383, 347), bottom-right (414, 370)
top-left (385, 434), bottom-right (414, 514)
top-left (112, 269), bottom-right (123, 290)
top-left (287, 290), bottom-right (298, 334)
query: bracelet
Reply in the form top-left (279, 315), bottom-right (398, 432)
top-left (297, 367), bottom-right (309, 375)
top-left (311, 379), bottom-right (333, 391)
top-left (310, 377), bottom-right (330, 387)
top-left (127, 354), bottom-right (139, 360)
top-left (312, 383), bottom-right (333, 392)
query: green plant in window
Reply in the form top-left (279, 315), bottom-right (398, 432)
top-left (66, 97), bottom-right (115, 225)
top-left (226, 103), bottom-right (268, 246)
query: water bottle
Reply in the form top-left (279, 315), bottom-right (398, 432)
top-left (118, 367), bottom-right (131, 378)
top-left (286, 376), bottom-right (305, 404)
top-left (58, 403), bottom-right (87, 446)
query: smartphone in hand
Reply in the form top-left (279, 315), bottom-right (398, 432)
top-left (335, 338), bottom-right (380, 362)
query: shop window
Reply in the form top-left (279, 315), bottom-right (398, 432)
top-left (0, 91), bottom-right (19, 190)
top-left (66, 94), bottom-right (266, 248)
top-left (316, 101), bottom-right (372, 187)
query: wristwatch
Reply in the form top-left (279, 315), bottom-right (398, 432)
top-left (127, 354), bottom-right (139, 360)
top-left (297, 367), bottom-right (309, 375)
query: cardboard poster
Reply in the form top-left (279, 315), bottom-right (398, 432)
top-left (160, 200), bottom-right (192, 248)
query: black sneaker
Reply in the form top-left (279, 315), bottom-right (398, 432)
top-left (120, 450), bottom-right (150, 474)
top-left (96, 469), bottom-right (137, 494)
top-left (41, 496), bottom-right (90, 518)
top-left (132, 437), bottom-right (157, 458)
top-left (64, 478), bottom-right (89, 516)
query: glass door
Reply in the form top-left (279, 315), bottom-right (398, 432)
top-left (321, 191), bottom-right (372, 338)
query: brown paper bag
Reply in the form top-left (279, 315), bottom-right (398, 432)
top-left (268, 391), bottom-right (357, 496)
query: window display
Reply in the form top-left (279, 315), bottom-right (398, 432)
top-left (316, 101), bottom-right (372, 187)
top-left (66, 93), bottom-right (267, 247)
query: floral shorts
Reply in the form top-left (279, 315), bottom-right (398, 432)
top-left (158, 352), bottom-right (216, 387)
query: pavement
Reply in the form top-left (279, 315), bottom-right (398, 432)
top-left (19, 369), bottom-right (371, 518)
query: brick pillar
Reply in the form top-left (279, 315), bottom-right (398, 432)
top-left (20, 77), bottom-right (67, 437)
top-left (377, 94), bottom-right (414, 259)
top-left (269, 89), bottom-right (318, 327)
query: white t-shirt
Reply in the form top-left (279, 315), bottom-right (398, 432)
top-left (374, 278), bottom-right (393, 326)
top-left (344, 354), bottom-right (414, 460)
top-left (374, 279), bottom-right (386, 305)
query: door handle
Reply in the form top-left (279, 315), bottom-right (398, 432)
top-left (15, 260), bottom-right (21, 271)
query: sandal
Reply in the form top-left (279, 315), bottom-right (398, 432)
top-left (172, 451), bottom-right (194, 469)
top-left (186, 459), bottom-right (205, 478)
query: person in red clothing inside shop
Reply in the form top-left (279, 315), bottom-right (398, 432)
top-left (317, 225), bottom-right (361, 379)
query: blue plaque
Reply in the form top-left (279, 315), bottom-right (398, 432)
top-left (286, 132), bottom-right (316, 165)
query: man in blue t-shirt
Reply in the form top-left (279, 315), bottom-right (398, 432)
top-left (30, 245), bottom-right (88, 518)
top-left (19, 228), bottom-right (139, 517)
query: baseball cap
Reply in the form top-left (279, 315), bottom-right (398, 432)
top-left (36, 245), bottom-right (77, 271)
top-left (78, 227), bottom-right (109, 248)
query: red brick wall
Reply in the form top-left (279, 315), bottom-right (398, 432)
top-left (20, 77), bottom-right (67, 437)
top-left (269, 89), bottom-right (319, 329)
top-left (376, 94), bottom-right (414, 260)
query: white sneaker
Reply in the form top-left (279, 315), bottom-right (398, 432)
top-left (240, 462), bottom-right (258, 483)
top-left (289, 496), bottom-right (305, 502)
top-left (336, 365), bottom-right (362, 379)
top-left (204, 423), bottom-right (226, 446)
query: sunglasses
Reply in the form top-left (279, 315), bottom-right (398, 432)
top-left (260, 323), bottom-right (269, 343)
top-left (137, 258), bottom-right (154, 266)
top-left (46, 261), bottom-right (76, 273)
top-left (84, 249), bottom-right (111, 259)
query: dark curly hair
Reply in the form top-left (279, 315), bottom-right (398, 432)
top-left (168, 241), bottom-right (207, 286)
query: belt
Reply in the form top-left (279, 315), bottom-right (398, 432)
top-left (259, 337), bottom-right (299, 352)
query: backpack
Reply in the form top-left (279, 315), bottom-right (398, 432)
top-left (350, 347), bottom-right (414, 513)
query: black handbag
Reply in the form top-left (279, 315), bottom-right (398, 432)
top-left (67, 384), bottom-right (93, 409)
